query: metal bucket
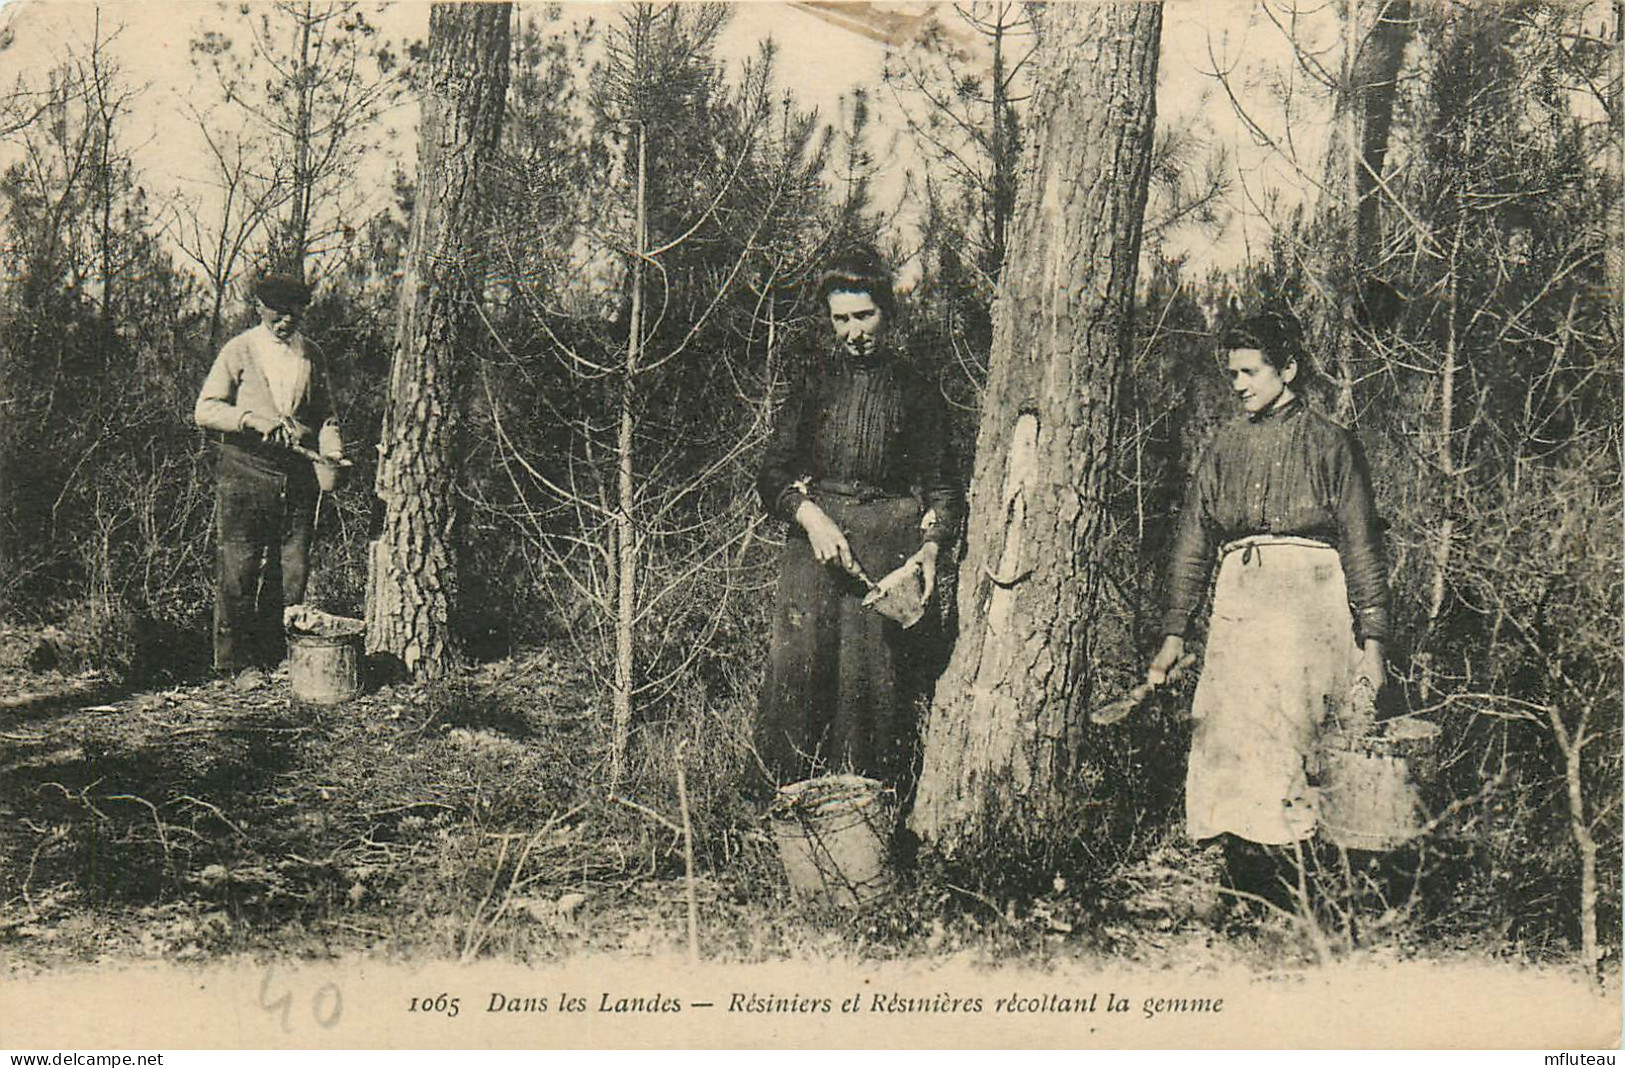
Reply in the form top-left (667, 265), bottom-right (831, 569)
top-left (1319, 716), bottom-right (1440, 850)
top-left (285, 613), bottom-right (364, 705)
top-left (770, 775), bottom-right (896, 908)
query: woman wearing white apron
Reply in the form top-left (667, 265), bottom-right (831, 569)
top-left (1147, 310), bottom-right (1391, 901)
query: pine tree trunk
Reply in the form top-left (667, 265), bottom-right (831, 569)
top-left (366, 2), bottom-right (510, 680)
top-left (1607, 4), bottom-right (1622, 342)
top-left (0, 373), bottom-right (10, 596)
top-left (987, 3), bottom-right (1014, 274)
top-left (911, 2), bottom-right (1162, 851)
top-left (1420, 209), bottom-right (1465, 697)
top-left (287, 1), bottom-right (315, 275)
top-left (610, 126), bottom-right (647, 788)
top-left (1348, 0), bottom-right (1410, 255)
top-left (1547, 702), bottom-right (1601, 979)
top-left (1323, 0), bottom-right (1412, 419)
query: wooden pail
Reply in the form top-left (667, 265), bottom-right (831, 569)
top-left (287, 629), bottom-right (363, 705)
top-left (770, 775), bottom-right (896, 908)
top-left (1319, 716), bottom-right (1440, 850)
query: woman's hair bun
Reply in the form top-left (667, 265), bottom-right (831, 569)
top-left (1218, 305), bottom-right (1308, 373)
top-left (817, 251), bottom-right (895, 316)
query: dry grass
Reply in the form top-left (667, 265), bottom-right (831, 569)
top-left (0, 636), bottom-right (1613, 980)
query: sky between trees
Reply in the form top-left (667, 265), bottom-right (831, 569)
top-left (0, 0), bottom-right (1407, 278)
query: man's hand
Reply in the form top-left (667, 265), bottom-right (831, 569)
top-left (242, 412), bottom-right (306, 448)
top-left (241, 411), bottom-right (282, 440)
top-left (278, 415), bottom-right (314, 447)
top-left (904, 541), bottom-right (940, 603)
top-left (1147, 634), bottom-right (1186, 687)
top-left (795, 499), bottom-right (861, 579)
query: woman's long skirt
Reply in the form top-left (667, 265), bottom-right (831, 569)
top-left (756, 493), bottom-right (932, 789)
top-left (1186, 536), bottom-right (1363, 845)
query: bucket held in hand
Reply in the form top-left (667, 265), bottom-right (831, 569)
top-left (1319, 715), bottom-right (1440, 850)
top-left (288, 442), bottom-right (351, 492)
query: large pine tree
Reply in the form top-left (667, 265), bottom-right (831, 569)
top-left (911, 2), bottom-right (1164, 851)
top-left (366, 2), bottom-right (511, 679)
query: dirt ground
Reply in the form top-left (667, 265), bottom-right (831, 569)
top-left (0, 640), bottom-right (732, 971)
top-left (0, 628), bottom-right (1609, 992)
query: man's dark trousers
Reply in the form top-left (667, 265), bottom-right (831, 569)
top-left (213, 442), bottom-right (316, 672)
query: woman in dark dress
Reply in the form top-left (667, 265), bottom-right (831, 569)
top-left (1147, 310), bottom-right (1391, 887)
top-left (755, 256), bottom-right (964, 790)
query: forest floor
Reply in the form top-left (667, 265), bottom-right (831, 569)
top-left (0, 624), bottom-right (1612, 994)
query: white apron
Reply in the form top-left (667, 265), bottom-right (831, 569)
top-left (1186, 535), bottom-right (1362, 845)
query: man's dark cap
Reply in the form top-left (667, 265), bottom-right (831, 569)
top-left (254, 273), bottom-right (312, 311)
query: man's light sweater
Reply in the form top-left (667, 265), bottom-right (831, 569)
top-left (195, 324), bottom-right (342, 457)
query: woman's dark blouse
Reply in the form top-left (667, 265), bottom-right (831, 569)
top-left (1162, 396), bottom-right (1391, 643)
top-left (757, 349), bottom-right (963, 546)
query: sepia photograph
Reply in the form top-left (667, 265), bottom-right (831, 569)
top-left (0, 0), bottom-right (1619, 1052)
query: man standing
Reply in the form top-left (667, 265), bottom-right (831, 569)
top-left (194, 274), bottom-right (343, 687)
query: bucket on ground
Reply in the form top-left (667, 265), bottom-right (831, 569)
top-left (770, 774), bottom-right (895, 908)
top-left (1319, 715), bottom-right (1441, 851)
top-left (284, 606), bottom-right (364, 705)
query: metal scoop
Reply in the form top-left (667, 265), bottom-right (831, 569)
top-left (288, 442), bottom-right (353, 468)
top-left (1090, 653), bottom-right (1197, 726)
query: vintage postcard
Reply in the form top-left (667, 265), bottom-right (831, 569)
top-left (0, 0), bottom-right (1619, 1052)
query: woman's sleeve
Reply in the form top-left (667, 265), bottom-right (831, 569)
top-left (1160, 444), bottom-right (1219, 637)
top-left (1332, 431), bottom-right (1392, 644)
top-left (912, 377), bottom-right (963, 547)
top-left (757, 369), bottom-right (817, 523)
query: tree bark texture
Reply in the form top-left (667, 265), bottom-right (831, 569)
top-left (366, 3), bottom-right (510, 679)
top-left (911, 2), bottom-right (1162, 850)
top-left (611, 126), bottom-right (647, 788)
top-left (1323, 0), bottom-right (1412, 418)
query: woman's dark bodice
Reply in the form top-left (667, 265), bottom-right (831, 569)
top-left (758, 350), bottom-right (963, 546)
top-left (1162, 397), bottom-right (1391, 643)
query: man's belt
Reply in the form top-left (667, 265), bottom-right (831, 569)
top-left (212, 431), bottom-right (309, 476)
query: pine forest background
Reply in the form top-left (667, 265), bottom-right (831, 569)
top-left (0, 1), bottom-right (1618, 971)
